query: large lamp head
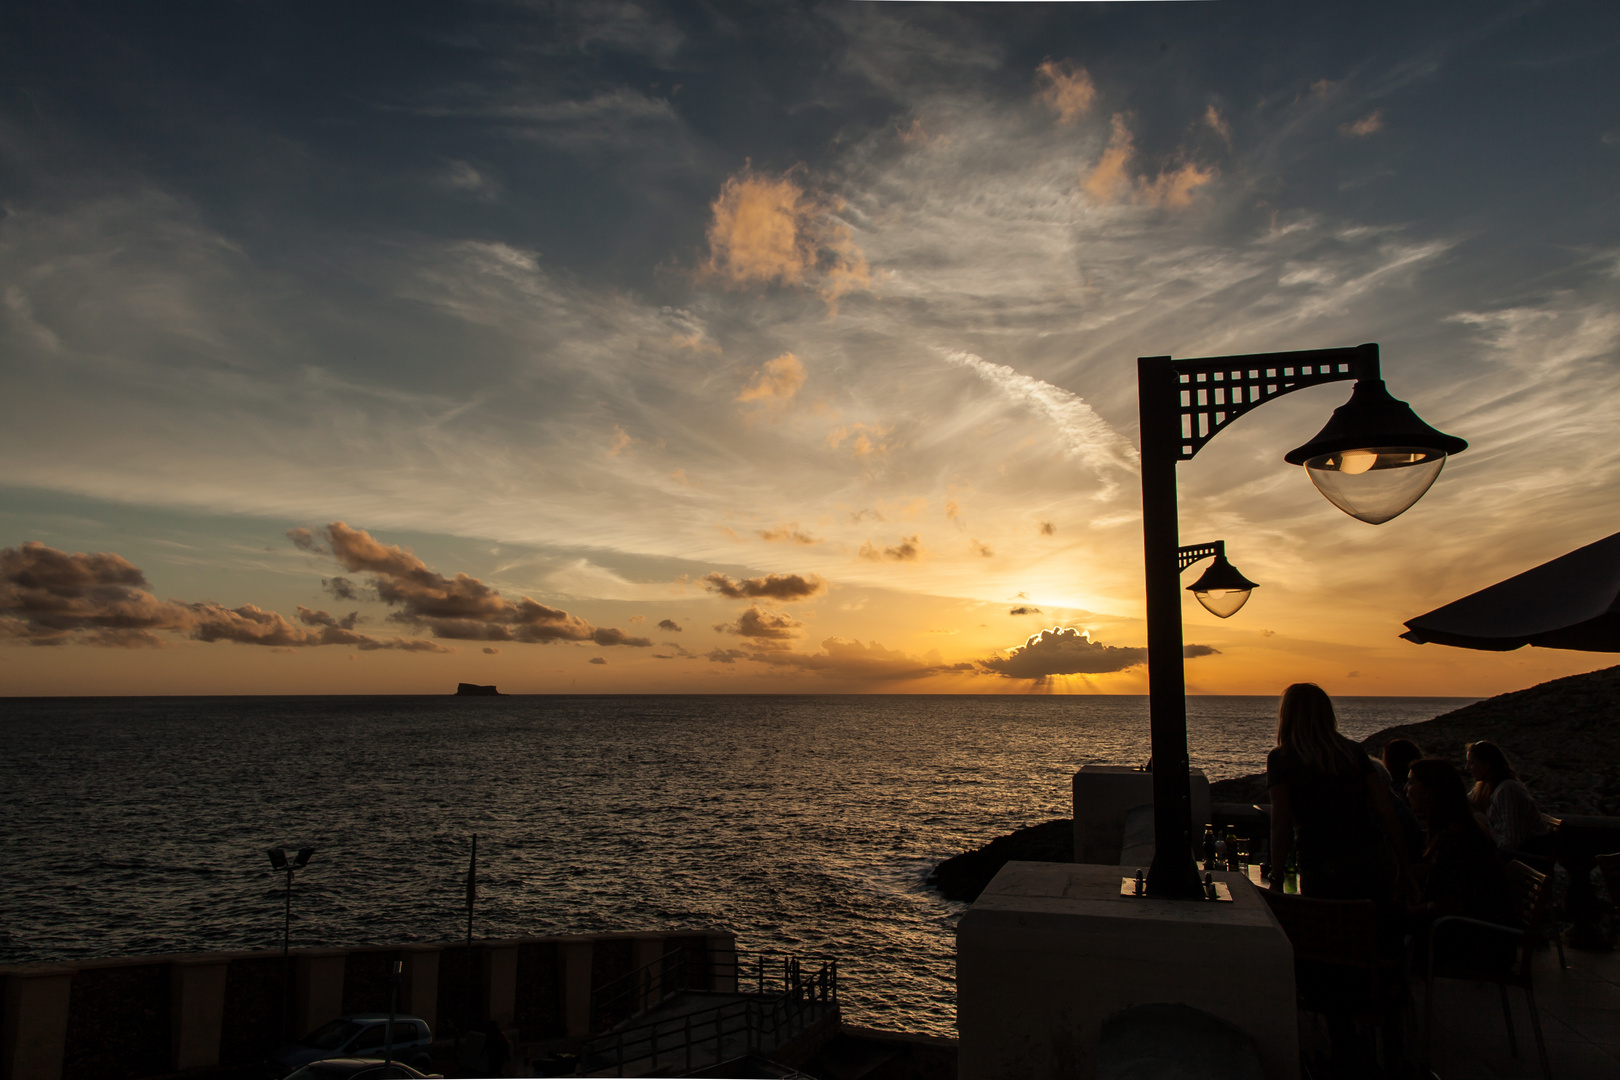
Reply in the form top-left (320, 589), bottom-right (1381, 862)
top-left (1284, 376), bottom-right (1467, 524)
top-left (1185, 554), bottom-right (1259, 618)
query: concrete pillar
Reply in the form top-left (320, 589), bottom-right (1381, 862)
top-left (169, 958), bottom-right (229, 1071)
top-left (1073, 766), bottom-right (1211, 866)
top-left (481, 944), bottom-right (519, 1029)
top-left (559, 939), bottom-right (594, 1038)
top-left (398, 947), bottom-right (440, 1032)
top-left (957, 861), bottom-right (1297, 1080)
top-left (1, 967), bottom-right (76, 1080)
top-left (705, 935), bottom-right (738, 994)
top-left (293, 951), bottom-right (347, 1039)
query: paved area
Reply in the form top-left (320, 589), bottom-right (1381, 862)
top-left (1422, 942), bottom-right (1620, 1079)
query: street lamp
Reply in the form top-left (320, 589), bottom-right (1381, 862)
top-left (1137, 342), bottom-right (1464, 898)
top-left (268, 846), bottom-right (316, 1038)
top-left (1180, 541), bottom-right (1258, 619)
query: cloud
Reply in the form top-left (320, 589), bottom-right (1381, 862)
top-left (589, 656), bottom-right (606, 665)
top-left (483, 646), bottom-right (501, 654)
top-left (1081, 114), bottom-right (1216, 208)
top-left (759, 523), bottom-right (820, 545)
top-left (295, 606), bottom-right (363, 630)
top-left (322, 576), bottom-right (363, 601)
top-left (702, 571), bottom-right (826, 601)
top-left (310, 522), bottom-right (652, 646)
top-left (940, 351), bottom-right (1139, 485)
top-left (606, 424), bottom-right (633, 457)
top-left (981, 627), bottom-right (1220, 680)
top-left (1204, 104), bottom-right (1232, 145)
top-left (1009, 606), bottom-right (1041, 616)
top-left (970, 539), bottom-right (994, 558)
top-left (1038, 521), bottom-right (1055, 536)
top-left (858, 535), bottom-right (921, 562)
top-left (657, 618), bottom-right (682, 631)
top-left (981, 627), bottom-right (1144, 679)
top-left (714, 604), bottom-right (803, 640)
top-left (706, 636), bottom-right (979, 683)
top-left (1035, 60), bottom-right (1096, 124)
top-left (287, 527), bottom-right (326, 554)
top-left (737, 352), bottom-right (807, 403)
top-left (701, 167), bottom-right (871, 310)
top-left (0, 541), bottom-right (450, 651)
top-left (1341, 110), bottom-right (1384, 137)
top-left (825, 422), bottom-right (895, 460)
top-left (653, 643), bottom-right (697, 659)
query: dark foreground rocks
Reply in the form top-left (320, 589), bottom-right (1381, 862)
top-left (926, 818), bottom-right (1073, 902)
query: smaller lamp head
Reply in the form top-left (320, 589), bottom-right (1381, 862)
top-left (294, 847), bottom-right (316, 868)
top-left (267, 848), bottom-right (288, 871)
top-left (1186, 554), bottom-right (1259, 619)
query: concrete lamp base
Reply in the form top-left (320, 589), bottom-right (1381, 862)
top-left (957, 861), bottom-right (1298, 1080)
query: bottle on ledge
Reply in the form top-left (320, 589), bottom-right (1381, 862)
top-left (1283, 854), bottom-right (1299, 895)
top-left (1202, 827), bottom-right (1217, 872)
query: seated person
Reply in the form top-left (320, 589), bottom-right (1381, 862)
top-left (1407, 758), bottom-right (1516, 971)
top-left (1382, 737), bottom-right (1422, 798)
top-left (1466, 739), bottom-right (1553, 857)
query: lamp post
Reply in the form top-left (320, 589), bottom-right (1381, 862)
top-left (268, 846), bottom-right (316, 1038)
top-left (1137, 342), bottom-right (1465, 898)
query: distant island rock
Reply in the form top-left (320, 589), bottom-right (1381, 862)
top-left (455, 682), bottom-right (504, 696)
top-left (929, 664), bottom-right (1620, 902)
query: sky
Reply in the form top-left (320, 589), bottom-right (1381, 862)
top-left (2, 0), bottom-right (1617, 696)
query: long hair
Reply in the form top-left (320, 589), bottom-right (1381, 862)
top-left (1276, 683), bottom-right (1363, 774)
top-left (1408, 757), bottom-right (1483, 855)
top-left (1466, 740), bottom-right (1517, 784)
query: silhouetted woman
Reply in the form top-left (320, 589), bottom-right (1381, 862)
top-left (1406, 757), bottom-right (1514, 967)
top-left (1267, 683), bottom-right (1411, 900)
top-left (1466, 739), bottom-right (1552, 856)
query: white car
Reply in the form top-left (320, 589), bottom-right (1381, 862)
top-left (267, 1016), bottom-right (433, 1077)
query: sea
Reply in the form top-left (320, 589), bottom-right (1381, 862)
top-left (0, 694), bottom-right (1471, 1037)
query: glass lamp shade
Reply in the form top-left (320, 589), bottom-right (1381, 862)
top-left (1303, 447), bottom-right (1447, 525)
top-left (1284, 376), bottom-right (1466, 525)
top-left (1186, 555), bottom-right (1259, 619)
top-left (1193, 587), bottom-right (1252, 619)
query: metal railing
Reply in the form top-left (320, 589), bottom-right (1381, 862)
top-left (582, 950), bottom-right (838, 1076)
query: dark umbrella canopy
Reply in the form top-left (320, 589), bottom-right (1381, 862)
top-left (1402, 531), bottom-right (1620, 652)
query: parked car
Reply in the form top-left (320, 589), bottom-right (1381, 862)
top-left (283, 1059), bottom-right (440, 1080)
top-left (266, 1016), bottom-right (433, 1078)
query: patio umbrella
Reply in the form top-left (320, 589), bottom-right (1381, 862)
top-left (1401, 530), bottom-right (1620, 652)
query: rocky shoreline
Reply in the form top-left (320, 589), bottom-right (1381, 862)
top-left (928, 664), bottom-right (1620, 902)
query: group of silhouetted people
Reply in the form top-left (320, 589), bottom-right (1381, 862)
top-left (1262, 683), bottom-right (1554, 1066)
top-left (1265, 682), bottom-right (1549, 943)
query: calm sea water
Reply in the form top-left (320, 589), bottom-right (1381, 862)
top-left (0, 694), bottom-right (1470, 1036)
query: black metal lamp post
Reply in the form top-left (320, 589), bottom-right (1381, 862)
top-left (268, 846), bottom-right (316, 1038)
top-left (1137, 342), bottom-right (1465, 898)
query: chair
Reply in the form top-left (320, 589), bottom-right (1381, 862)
top-left (1595, 851), bottom-right (1620, 910)
top-left (1420, 859), bottom-right (1555, 1080)
top-left (1258, 891), bottom-right (1406, 1068)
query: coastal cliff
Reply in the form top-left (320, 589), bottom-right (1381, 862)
top-left (1208, 664), bottom-right (1620, 816)
top-left (930, 664), bottom-right (1620, 901)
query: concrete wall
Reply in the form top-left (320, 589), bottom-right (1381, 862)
top-left (958, 861), bottom-right (1297, 1080)
top-left (1073, 765), bottom-right (1212, 866)
top-left (0, 929), bottom-right (731, 1080)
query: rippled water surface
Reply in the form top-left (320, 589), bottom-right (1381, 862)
top-left (1, 694), bottom-right (1469, 1035)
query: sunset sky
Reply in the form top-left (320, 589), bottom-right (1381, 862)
top-left (3, 1), bottom-right (1617, 696)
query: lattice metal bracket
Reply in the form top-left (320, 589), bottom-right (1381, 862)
top-left (1177, 541), bottom-right (1223, 572)
top-left (1170, 345), bottom-right (1377, 460)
